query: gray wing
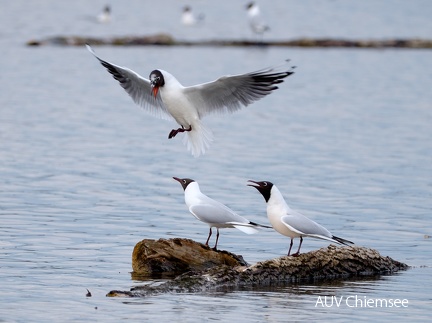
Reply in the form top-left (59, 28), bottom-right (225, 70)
top-left (281, 211), bottom-right (332, 238)
top-left (86, 45), bottom-right (172, 120)
top-left (183, 62), bottom-right (294, 118)
top-left (189, 203), bottom-right (248, 225)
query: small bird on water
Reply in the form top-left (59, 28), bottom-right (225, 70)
top-left (173, 177), bottom-right (270, 250)
top-left (248, 180), bottom-right (354, 256)
top-left (87, 45), bottom-right (294, 157)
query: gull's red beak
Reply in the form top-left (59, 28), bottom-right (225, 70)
top-left (152, 85), bottom-right (159, 98)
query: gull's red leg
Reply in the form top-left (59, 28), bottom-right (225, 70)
top-left (168, 125), bottom-right (192, 139)
top-left (205, 227), bottom-right (212, 246)
top-left (287, 238), bottom-right (294, 256)
top-left (291, 237), bottom-right (303, 257)
top-left (213, 228), bottom-right (220, 251)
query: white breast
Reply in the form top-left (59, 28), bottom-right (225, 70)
top-left (159, 71), bottom-right (199, 127)
top-left (266, 186), bottom-right (301, 239)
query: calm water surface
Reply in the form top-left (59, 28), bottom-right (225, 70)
top-left (1, 1), bottom-right (431, 322)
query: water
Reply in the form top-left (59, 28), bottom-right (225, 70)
top-left (1, 1), bottom-right (431, 322)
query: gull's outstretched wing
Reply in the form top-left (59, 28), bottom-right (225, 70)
top-left (86, 45), bottom-right (172, 120)
top-left (184, 62), bottom-right (294, 118)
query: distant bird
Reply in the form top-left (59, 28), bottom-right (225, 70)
top-left (97, 5), bottom-right (111, 23)
top-left (248, 180), bottom-right (354, 256)
top-left (181, 6), bottom-right (204, 26)
top-left (87, 45), bottom-right (294, 157)
top-left (245, 2), bottom-right (270, 37)
top-left (173, 177), bottom-right (270, 249)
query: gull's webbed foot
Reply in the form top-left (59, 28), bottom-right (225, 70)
top-left (168, 125), bottom-right (192, 139)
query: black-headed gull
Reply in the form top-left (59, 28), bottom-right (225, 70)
top-left (86, 45), bottom-right (294, 157)
top-left (97, 5), bottom-right (111, 23)
top-left (173, 177), bottom-right (270, 250)
top-left (248, 180), bottom-right (354, 256)
top-left (181, 6), bottom-right (204, 26)
top-left (246, 2), bottom-right (270, 37)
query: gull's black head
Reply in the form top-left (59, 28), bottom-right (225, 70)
top-left (173, 177), bottom-right (195, 191)
top-left (149, 70), bottom-right (165, 98)
top-left (246, 2), bottom-right (255, 10)
top-left (247, 180), bottom-right (273, 203)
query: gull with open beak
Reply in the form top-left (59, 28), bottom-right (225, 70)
top-left (248, 180), bottom-right (354, 256)
top-left (87, 44), bottom-right (294, 157)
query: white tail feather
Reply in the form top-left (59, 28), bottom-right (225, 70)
top-left (182, 121), bottom-right (213, 157)
top-left (232, 224), bottom-right (260, 234)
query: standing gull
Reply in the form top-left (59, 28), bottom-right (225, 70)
top-left (181, 6), bottom-right (204, 26)
top-left (173, 177), bottom-right (270, 249)
top-left (246, 2), bottom-right (270, 38)
top-left (248, 180), bottom-right (354, 256)
top-left (86, 45), bottom-right (294, 157)
top-left (97, 5), bottom-right (111, 23)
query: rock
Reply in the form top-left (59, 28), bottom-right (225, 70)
top-left (107, 241), bottom-right (408, 297)
top-left (131, 238), bottom-right (248, 277)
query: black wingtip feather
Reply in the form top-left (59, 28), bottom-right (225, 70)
top-left (332, 235), bottom-right (354, 246)
top-left (250, 69), bottom-right (294, 87)
top-left (250, 221), bottom-right (272, 229)
top-left (98, 60), bottom-right (128, 84)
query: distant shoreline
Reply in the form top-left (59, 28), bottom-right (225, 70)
top-left (27, 34), bottom-right (432, 49)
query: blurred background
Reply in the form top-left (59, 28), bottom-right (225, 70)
top-left (0, 1), bottom-right (431, 322)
